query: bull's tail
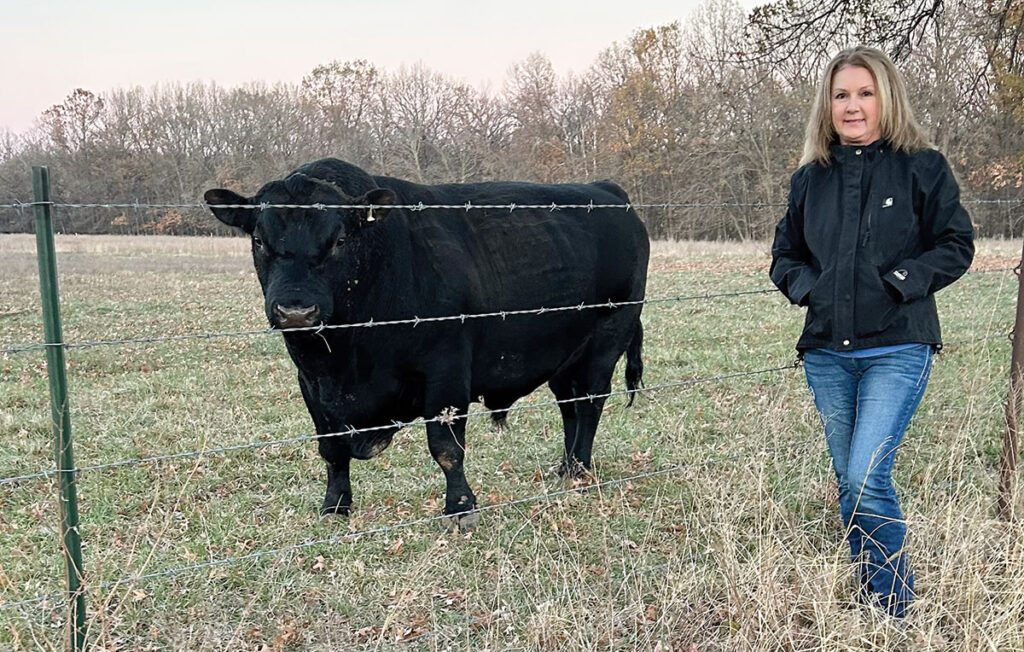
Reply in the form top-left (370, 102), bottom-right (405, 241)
top-left (625, 320), bottom-right (644, 407)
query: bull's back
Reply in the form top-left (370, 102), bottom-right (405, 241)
top-left (399, 179), bottom-right (646, 308)
top-left (392, 179), bottom-right (648, 396)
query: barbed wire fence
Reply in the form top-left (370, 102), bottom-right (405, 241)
top-left (0, 338), bottom-right (1011, 615)
top-left (4, 198), bottom-right (1021, 210)
top-left (0, 318), bottom-right (1012, 488)
top-left (1, 190), bottom-right (1022, 647)
top-left (2, 196), bottom-right (1022, 240)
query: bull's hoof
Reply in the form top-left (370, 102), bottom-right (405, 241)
top-left (440, 493), bottom-right (480, 531)
top-left (489, 412), bottom-right (508, 432)
top-left (558, 462), bottom-right (597, 488)
top-left (319, 500), bottom-right (352, 518)
top-left (557, 459), bottom-right (591, 479)
top-left (441, 509), bottom-right (481, 531)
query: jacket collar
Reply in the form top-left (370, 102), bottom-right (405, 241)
top-left (829, 138), bottom-right (887, 164)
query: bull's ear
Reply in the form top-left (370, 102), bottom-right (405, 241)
top-left (204, 189), bottom-right (256, 234)
top-left (356, 188), bottom-right (396, 224)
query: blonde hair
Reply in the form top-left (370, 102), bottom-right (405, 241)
top-left (800, 46), bottom-right (931, 166)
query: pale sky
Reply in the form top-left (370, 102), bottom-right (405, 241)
top-left (1, 0), bottom-right (763, 134)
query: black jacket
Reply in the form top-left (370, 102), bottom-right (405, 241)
top-left (770, 140), bottom-right (975, 352)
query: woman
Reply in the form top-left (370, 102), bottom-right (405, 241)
top-left (770, 46), bottom-right (974, 617)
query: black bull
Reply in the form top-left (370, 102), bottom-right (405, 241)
top-left (205, 158), bottom-right (649, 527)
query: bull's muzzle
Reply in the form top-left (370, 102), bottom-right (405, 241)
top-left (273, 303), bottom-right (321, 329)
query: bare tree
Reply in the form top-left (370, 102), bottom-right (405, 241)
top-left (749, 0), bottom-right (945, 67)
top-left (41, 89), bottom-right (106, 153)
top-left (380, 64), bottom-right (474, 183)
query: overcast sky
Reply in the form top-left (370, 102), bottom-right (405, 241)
top-left (1, 0), bottom-right (763, 134)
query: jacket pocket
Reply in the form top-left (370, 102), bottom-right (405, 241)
top-left (855, 264), bottom-right (900, 336)
top-left (805, 267), bottom-right (834, 337)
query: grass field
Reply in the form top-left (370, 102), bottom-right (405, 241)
top-left (1, 233), bottom-right (1022, 651)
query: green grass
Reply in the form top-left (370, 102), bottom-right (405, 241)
top-left (0, 234), bottom-right (1022, 651)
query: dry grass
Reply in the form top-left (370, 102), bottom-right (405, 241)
top-left (0, 233), bottom-right (250, 257)
top-left (1, 234), bottom-right (1022, 651)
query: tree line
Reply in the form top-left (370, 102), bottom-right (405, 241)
top-left (0, 0), bottom-right (1021, 240)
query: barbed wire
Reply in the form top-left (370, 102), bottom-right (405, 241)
top-left (0, 448), bottom-right (748, 613)
top-left (943, 331), bottom-right (1014, 348)
top-left (1, 198), bottom-right (1021, 212)
top-left (0, 363), bottom-right (799, 487)
top-left (1, 321), bottom-right (1012, 488)
top-left (5, 420), bottom-right (1020, 616)
top-left (0, 288), bottom-right (780, 356)
top-left (2, 321), bottom-right (1012, 487)
top-left (1, 264), bottom-right (1017, 357)
top-left (967, 266), bottom-right (1022, 275)
top-left (5, 200), bottom-right (781, 211)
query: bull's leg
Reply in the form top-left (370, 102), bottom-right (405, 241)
top-left (549, 373), bottom-right (584, 477)
top-left (425, 410), bottom-right (478, 528)
top-left (571, 391), bottom-right (610, 471)
top-left (318, 437), bottom-right (353, 516)
top-left (561, 342), bottom-right (623, 476)
top-left (297, 374), bottom-right (354, 516)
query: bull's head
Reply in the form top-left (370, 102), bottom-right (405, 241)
top-left (204, 174), bottom-right (395, 329)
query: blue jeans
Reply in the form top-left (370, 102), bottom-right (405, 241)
top-left (803, 345), bottom-right (933, 617)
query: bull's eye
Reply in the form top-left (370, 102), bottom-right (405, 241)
top-left (334, 236), bottom-right (345, 249)
top-left (252, 236), bottom-right (264, 250)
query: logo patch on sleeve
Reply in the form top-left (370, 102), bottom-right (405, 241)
top-left (882, 197), bottom-right (894, 208)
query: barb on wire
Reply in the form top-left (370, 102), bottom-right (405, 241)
top-left (0, 287), bottom-right (780, 356)
top-left (0, 363), bottom-right (798, 487)
top-left (0, 201), bottom-right (34, 210)
top-left (1, 447), bottom-right (746, 614)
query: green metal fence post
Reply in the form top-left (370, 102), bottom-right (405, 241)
top-left (33, 166), bottom-right (86, 652)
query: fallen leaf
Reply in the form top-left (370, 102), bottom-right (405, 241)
top-left (639, 603), bottom-right (659, 625)
top-left (272, 618), bottom-right (298, 651)
top-left (630, 449), bottom-right (653, 469)
top-left (665, 523), bottom-right (687, 532)
top-left (432, 588), bottom-right (467, 610)
top-left (395, 616), bottom-right (430, 642)
top-left (354, 626), bottom-right (382, 643)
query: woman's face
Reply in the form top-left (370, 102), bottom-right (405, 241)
top-left (830, 65), bottom-right (881, 146)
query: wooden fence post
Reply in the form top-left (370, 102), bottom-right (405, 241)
top-left (1000, 240), bottom-right (1024, 521)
